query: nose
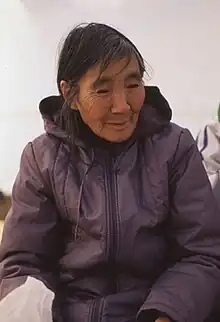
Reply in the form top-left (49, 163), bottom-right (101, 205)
top-left (111, 91), bottom-right (130, 113)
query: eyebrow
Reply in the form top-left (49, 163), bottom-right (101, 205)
top-left (92, 71), bottom-right (142, 89)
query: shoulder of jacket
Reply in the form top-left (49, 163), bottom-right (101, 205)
top-left (27, 134), bottom-right (67, 176)
top-left (141, 123), bottom-right (196, 170)
top-left (30, 133), bottom-right (68, 160)
top-left (150, 123), bottom-right (192, 149)
top-left (21, 134), bottom-right (70, 195)
top-left (31, 133), bottom-right (61, 150)
top-left (162, 122), bottom-right (186, 138)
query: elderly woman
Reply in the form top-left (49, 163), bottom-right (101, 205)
top-left (0, 23), bottom-right (220, 322)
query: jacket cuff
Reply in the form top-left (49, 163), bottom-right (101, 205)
top-left (137, 303), bottom-right (181, 322)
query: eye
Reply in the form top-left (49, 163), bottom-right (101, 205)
top-left (127, 83), bottom-right (140, 89)
top-left (96, 89), bottom-right (110, 95)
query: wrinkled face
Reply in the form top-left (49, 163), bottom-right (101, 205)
top-left (62, 56), bottom-right (145, 142)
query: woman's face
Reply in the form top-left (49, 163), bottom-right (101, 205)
top-left (62, 56), bottom-right (145, 142)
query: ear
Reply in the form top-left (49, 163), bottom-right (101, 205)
top-left (60, 80), bottom-right (80, 111)
top-left (60, 80), bottom-right (70, 101)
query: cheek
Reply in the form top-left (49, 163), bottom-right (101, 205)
top-left (79, 95), bottom-right (109, 121)
top-left (129, 87), bottom-right (145, 112)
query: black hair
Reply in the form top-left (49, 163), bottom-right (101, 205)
top-left (57, 23), bottom-right (147, 142)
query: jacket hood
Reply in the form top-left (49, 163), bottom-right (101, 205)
top-left (39, 86), bottom-right (172, 143)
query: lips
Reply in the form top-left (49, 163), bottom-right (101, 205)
top-left (106, 119), bottom-right (130, 125)
top-left (106, 121), bottom-right (130, 131)
top-left (107, 122), bottom-right (127, 125)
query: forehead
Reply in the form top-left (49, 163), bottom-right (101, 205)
top-left (80, 56), bottom-right (141, 86)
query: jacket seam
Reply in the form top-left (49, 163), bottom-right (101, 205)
top-left (30, 142), bottom-right (48, 189)
top-left (63, 152), bottom-right (71, 219)
top-left (48, 140), bottom-right (71, 219)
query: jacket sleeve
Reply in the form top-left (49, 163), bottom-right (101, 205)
top-left (0, 142), bottom-right (62, 301)
top-left (138, 129), bottom-right (220, 322)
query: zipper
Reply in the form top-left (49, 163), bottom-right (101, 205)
top-left (90, 298), bottom-right (104, 322)
top-left (91, 154), bottom-right (119, 322)
top-left (104, 155), bottom-right (119, 293)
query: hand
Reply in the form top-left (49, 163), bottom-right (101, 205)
top-left (155, 318), bottom-right (171, 322)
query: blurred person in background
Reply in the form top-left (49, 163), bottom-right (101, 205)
top-left (0, 23), bottom-right (220, 322)
top-left (197, 103), bottom-right (220, 202)
top-left (0, 190), bottom-right (4, 201)
top-left (0, 190), bottom-right (11, 221)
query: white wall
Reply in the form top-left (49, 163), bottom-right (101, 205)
top-left (1, 0), bottom-right (220, 192)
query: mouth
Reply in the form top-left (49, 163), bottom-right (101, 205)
top-left (105, 121), bottom-right (130, 130)
top-left (107, 121), bottom-right (127, 125)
